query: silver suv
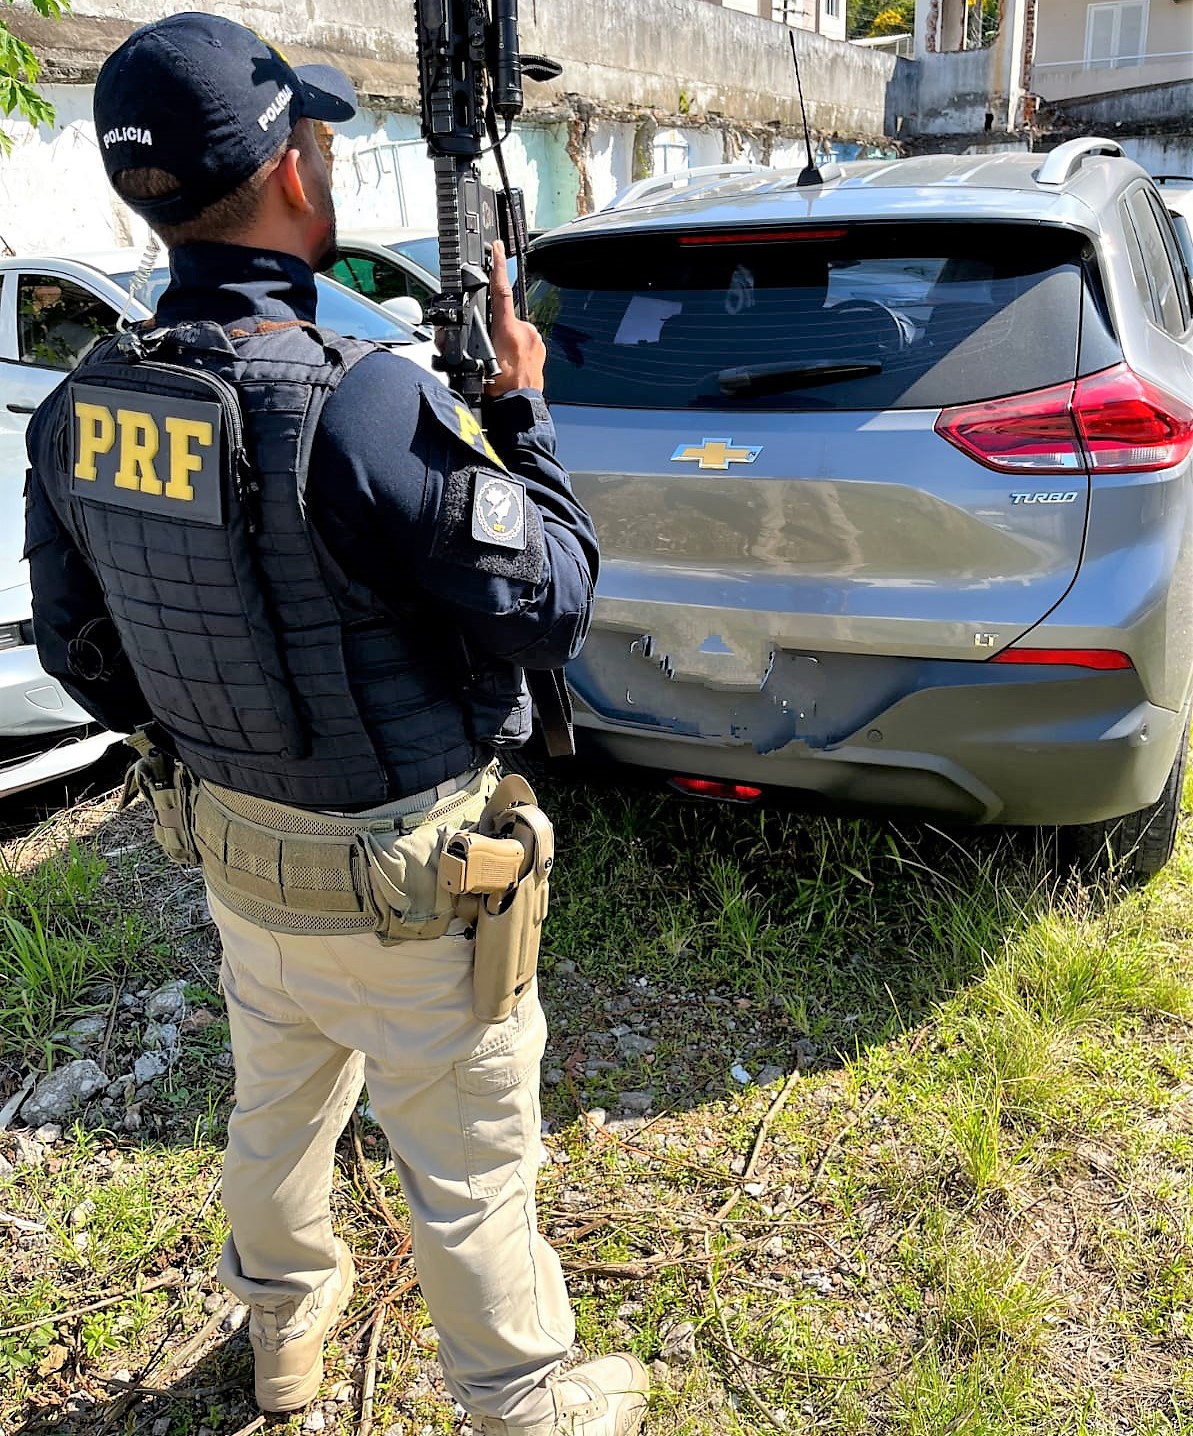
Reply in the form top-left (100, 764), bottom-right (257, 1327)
top-left (527, 139), bottom-right (1193, 878)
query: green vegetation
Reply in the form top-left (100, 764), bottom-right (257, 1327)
top-left (1, 767), bottom-right (1191, 1433)
top-left (0, 0), bottom-right (68, 151)
top-left (847, 0), bottom-right (999, 43)
top-left (0, 839), bottom-right (147, 1070)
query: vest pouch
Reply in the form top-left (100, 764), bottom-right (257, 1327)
top-left (190, 765), bottom-right (502, 939)
top-left (362, 826), bottom-right (456, 944)
top-left (361, 763), bottom-right (504, 944)
top-left (136, 755), bottom-right (201, 868)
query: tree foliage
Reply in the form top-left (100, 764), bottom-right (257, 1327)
top-left (868, 1), bottom-right (915, 35)
top-left (849, 0), bottom-right (998, 43)
top-left (848, 0), bottom-right (902, 40)
top-left (1, 0), bottom-right (68, 152)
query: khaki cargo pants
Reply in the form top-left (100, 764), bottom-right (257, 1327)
top-left (210, 856), bottom-right (574, 1423)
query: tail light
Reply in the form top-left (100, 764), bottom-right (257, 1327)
top-left (1073, 365), bottom-right (1193, 472)
top-left (936, 363), bottom-right (1193, 476)
top-left (678, 228), bottom-right (847, 245)
top-left (670, 776), bottom-right (763, 802)
top-left (989, 647), bottom-right (1133, 670)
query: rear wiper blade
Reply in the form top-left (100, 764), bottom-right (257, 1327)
top-left (717, 359), bottom-right (882, 396)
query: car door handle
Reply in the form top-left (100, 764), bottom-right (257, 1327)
top-left (6, 403), bottom-right (37, 414)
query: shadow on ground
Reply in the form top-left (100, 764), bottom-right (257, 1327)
top-left (0, 756), bottom-right (1097, 1433)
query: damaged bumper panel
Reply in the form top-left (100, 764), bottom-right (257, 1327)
top-left (568, 639), bottom-right (1179, 827)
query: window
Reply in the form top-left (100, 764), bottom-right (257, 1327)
top-left (16, 273), bottom-right (119, 371)
top-left (824, 0), bottom-right (841, 15)
top-left (1124, 188), bottom-right (1189, 336)
top-left (1169, 213), bottom-right (1193, 289)
top-left (1084, 1), bottom-right (1147, 69)
top-left (772, 0), bottom-right (810, 26)
top-left (528, 222), bottom-right (1090, 412)
top-left (328, 252), bottom-right (435, 310)
top-left (652, 128), bottom-right (691, 176)
top-left (1145, 192), bottom-right (1193, 332)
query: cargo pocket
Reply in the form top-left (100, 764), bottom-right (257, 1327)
top-left (454, 1001), bottom-right (544, 1201)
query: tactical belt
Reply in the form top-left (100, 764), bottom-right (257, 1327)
top-left (126, 729), bottom-right (552, 1021)
top-left (193, 764), bottom-right (500, 939)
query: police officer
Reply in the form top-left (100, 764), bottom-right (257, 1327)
top-left (23, 14), bottom-right (649, 1435)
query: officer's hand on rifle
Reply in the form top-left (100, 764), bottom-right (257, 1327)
top-left (485, 241), bottom-right (546, 397)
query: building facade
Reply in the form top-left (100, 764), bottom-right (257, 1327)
top-left (1030, 0), bottom-right (1193, 101)
top-left (702, 0), bottom-right (847, 45)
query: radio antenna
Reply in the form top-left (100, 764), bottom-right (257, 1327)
top-left (788, 31), bottom-right (824, 187)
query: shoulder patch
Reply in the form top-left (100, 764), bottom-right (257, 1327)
top-left (433, 465), bottom-right (545, 585)
top-left (420, 383), bottom-right (508, 472)
top-left (472, 473), bottom-right (527, 551)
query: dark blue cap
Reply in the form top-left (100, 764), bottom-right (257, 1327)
top-left (94, 11), bottom-right (357, 224)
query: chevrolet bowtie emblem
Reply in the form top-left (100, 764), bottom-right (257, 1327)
top-left (670, 437), bottom-right (763, 470)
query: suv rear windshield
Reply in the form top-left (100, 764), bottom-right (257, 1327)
top-left (527, 222), bottom-right (1095, 411)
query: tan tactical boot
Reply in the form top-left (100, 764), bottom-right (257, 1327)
top-left (473, 1353), bottom-right (650, 1435)
top-left (250, 1245), bottom-right (355, 1413)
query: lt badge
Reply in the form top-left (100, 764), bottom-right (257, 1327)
top-left (472, 473), bottom-right (527, 550)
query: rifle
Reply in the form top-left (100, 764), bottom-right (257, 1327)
top-left (414, 0), bottom-right (574, 756)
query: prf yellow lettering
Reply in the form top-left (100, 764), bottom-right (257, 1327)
top-left (163, 416), bottom-right (212, 502)
top-left (74, 401), bottom-right (115, 481)
top-left (454, 403), bottom-right (503, 467)
top-left (114, 409), bottom-right (162, 494)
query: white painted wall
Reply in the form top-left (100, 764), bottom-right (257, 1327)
top-left (1121, 134), bottom-right (1193, 179)
top-left (0, 84), bottom-right (585, 255)
top-left (0, 79), bottom-right (899, 257)
top-left (0, 86), bottom-right (149, 255)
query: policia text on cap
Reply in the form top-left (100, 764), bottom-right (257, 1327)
top-left (22, 12), bottom-right (649, 1435)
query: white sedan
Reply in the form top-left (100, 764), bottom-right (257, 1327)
top-left (0, 248), bottom-right (436, 799)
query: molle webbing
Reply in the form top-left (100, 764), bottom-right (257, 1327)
top-left (194, 783), bottom-right (385, 934)
top-left (193, 768), bottom-right (499, 937)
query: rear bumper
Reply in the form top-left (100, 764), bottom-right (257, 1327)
top-left (571, 661), bottom-right (1181, 826)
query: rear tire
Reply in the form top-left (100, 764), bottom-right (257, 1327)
top-left (1062, 709), bottom-right (1189, 882)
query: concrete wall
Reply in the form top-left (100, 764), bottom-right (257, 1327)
top-left (1037, 55), bottom-right (1193, 102)
top-left (1119, 133), bottom-right (1193, 178)
top-left (0, 89), bottom-right (898, 256)
top-left (522, 0), bottom-right (901, 133)
top-left (905, 47), bottom-right (1000, 133)
top-left (1038, 77), bottom-right (1193, 127)
top-left (1, 0), bottom-right (911, 256)
top-left (9, 0), bottom-right (903, 135)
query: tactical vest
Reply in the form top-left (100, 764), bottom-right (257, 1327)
top-left (51, 319), bottom-right (519, 809)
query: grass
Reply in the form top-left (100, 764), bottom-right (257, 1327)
top-left (0, 762), bottom-right (1191, 1434)
top-left (0, 838), bottom-right (150, 1072)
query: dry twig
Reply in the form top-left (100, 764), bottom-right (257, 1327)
top-left (702, 1235), bottom-right (787, 1432)
top-left (0, 1270), bottom-right (183, 1338)
top-left (350, 1116), bottom-right (408, 1245)
top-left (359, 1307), bottom-right (386, 1436)
top-left (228, 1418), bottom-right (265, 1436)
top-left (803, 1032), bottom-right (926, 1190)
top-left (716, 1069), bottom-right (801, 1221)
top-left (96, 1295), bottom-right (236, 1434)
